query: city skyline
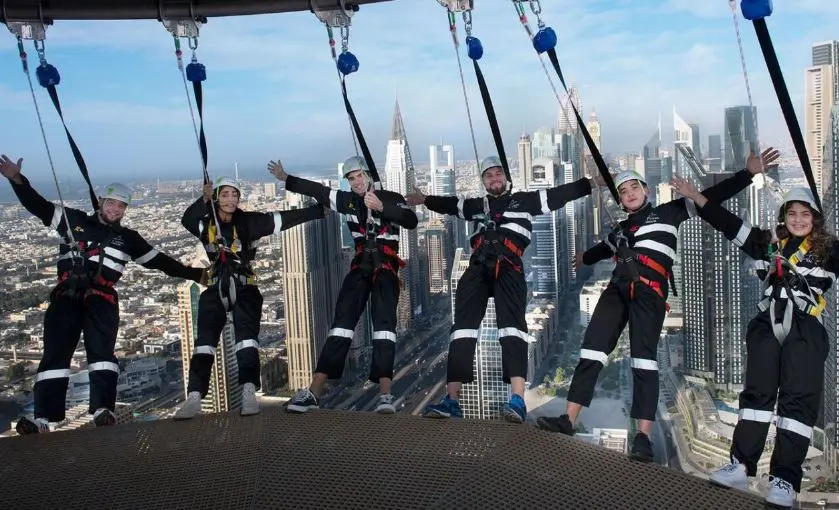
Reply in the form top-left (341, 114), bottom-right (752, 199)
top-left (0, 1), bottom-right (831, 178)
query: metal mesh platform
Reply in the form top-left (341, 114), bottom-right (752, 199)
top-left (1, 408), bottom-right (765, 509)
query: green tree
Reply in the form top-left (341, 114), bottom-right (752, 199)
top-left (553, 367), bottom-right (565, 385)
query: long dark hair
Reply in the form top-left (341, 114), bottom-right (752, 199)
top-left (776, 201), bottom-right (835, 264)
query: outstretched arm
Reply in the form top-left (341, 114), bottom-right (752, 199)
top-left (127, 231), bottom-right (205, 283)
top-left (268, 159), bottom-right (350, 214)
top-left (1, 155), bottom-right (70, 228)
top-left (246, 205), bottom-right (326, 240)
top-left (671, 177), bottom-right (769, 260)
top-left (370, 191), bottom-right (418, 229)
top-left (406, 189), bottom-right (483, 220)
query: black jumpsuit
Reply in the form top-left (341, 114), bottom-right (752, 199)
top-left (285, 175), bottom-right (418, 383)
top-left (424, 178), bottom-right (592, 385)
top-left (10, 175), bottom-right (203, 421)
top-left (180, 198), bottom-right (325, 396)
top-left (698, 194), bottom-right (835, 492)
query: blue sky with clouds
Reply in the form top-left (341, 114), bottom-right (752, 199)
top-left (0, 0), bottom-right (835, 181)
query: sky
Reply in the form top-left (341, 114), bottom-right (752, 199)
top-left (0, 0), bottom-right (835, 183)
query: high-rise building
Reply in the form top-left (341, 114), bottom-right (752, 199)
top-left (384, 100), bottom-right (424, 329)
top-left (531, 127), bottom-right (557, 160)
top-left (282, 191), bottom-right (344, 390)
top-left (426, 219), bottom-right (448, 294)
top-left (528, 158), bottom-right (564, 302)
top-left (517, 134), bottom-right (533, 191)
top-left (587, 109), bottom-right (601, 152)
top-left (723, 106), bottom-right (759, 177)
top-left (178, 282), bottom-right (242, 413)
top-left (451, 248), bottom-right (509, 420)
top-left (806, 43), bottom-right (837, 193)
top-left (643, 122), bottom-right (663, 203)
top-left (707, 135), bottom-right (723, 173)
top-left (558, 87), bottom-right (582, 134)
top-left (263, 182), bottom-right (277, 198)
top-left (820, 104), bottom-right (839, 470)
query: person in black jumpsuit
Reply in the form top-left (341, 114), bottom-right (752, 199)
top-left (268, 157), bottom-right (418, 414)
top-left (173, 176), bottom-right (326, 420)
top-left (673, 176), bottom-right (832, 509)
top-left (0, 154), bottom-right (206, 434)
top-left (537, 148), bottom-right (777, 462)
top-left (406, 155), bottom-right (600, 424)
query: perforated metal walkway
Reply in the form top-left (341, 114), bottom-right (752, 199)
top-left (1, 408), bottom-right (764, 509)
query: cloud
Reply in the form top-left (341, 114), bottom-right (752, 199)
top-left (0, 0), bottom-right (831, 176)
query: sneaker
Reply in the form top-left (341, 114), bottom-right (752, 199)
top-left (240, 383), bottom-right (259, 416)
top-left (765, 476), bottom-right (795, 508)
top-left (501, 394), bottom-right (527, 424)
top-left (173, 391), bottom-right (203, 421)
top-left (286, 388), bottom-right (319, 413)
top-left (93, 408), bottom-right (116, 427)
top-left (16, 416), bottom-right (49, 435)
top-left (423, 395), bottom-right (463, 419)
top-left (536, 414), bottom-right (575, 436)
top-left (709, 461), bottom-right (748, 491)
top-left (375, 393), bottom-right (396, 414)
top-left (629, 431), bottom-right (654, 463)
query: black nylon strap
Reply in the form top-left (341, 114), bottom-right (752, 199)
top-left (191, 80), bottom-right (210, 184)
top-left (45, 84), bottom-right (98, 210)
top-left (752, 19), bottom-right (821, 211)
top-left (471, 60), bottom-right (512, 184)
top-left (545, 49), bottom-right (619, 203)
top-left (340, 77), bottom-right (381, 186)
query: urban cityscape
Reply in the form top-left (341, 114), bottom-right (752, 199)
top-left (0, 6), bottom-right (837, 508)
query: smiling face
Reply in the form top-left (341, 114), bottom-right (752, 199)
top-left (346, 169), bottom-right (369, 195)
top-left (784, 201), bottom-right (815, 237)
top-left (216, 186), bottom-right (240, 214)
top-left (618, 179), bottom-right (647, 212)
top-left (482, 167), bottom-right (507, 196)
top-left (98, 198), bottom-right (128, 224)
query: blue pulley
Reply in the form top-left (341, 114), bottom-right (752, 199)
top-left (466, 36), bottom-right (483, 61)
top-left (36, 63), bottom-right (60, 87)
top-left (533, 27), bottom-right (557, 54)
top-left (337, 51), bottom-right (359, 75)
top-left (186, 61), bottom-right (207, 82)
top-left (741, 0), bottom-right (772, 20)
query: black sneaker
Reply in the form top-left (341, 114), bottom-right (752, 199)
top-left (536, 414), bottom-right (575, 436)
top-left (16, 416), bottom-right (49, 435)
top-left (93, 409), bottom-right (116, 427)
top-left (630, 432), bottom-right (654, 462)
top-left (286, 388), bottom-right (319, 413)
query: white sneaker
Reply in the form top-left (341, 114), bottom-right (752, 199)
top-left (173, 391), bottom-right (203, 420)
top-left (375, 393), bottom-right (396, 414)
top-left (240, 383), bottom-right (259, 416)
top-left (709, 462), bottom-right (748, 491)
top-left (765, 476), bottom-right (795, 508)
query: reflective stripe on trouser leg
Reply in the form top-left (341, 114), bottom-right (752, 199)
top-left (82, 293), bottom-right (120, 415)
top-left (35, 297), bottom-right (84, 422)
top-left (627, 282), bottom-right (667, 422)
top-left (189, 287), bottom-right (228, 396)
top-left (732, 313), bottom-right (781, 477)
top-left (769, 314), bottom-right (827, 492)
top-left (498, 328), bottom-right (529, 383)
top-left (316, 269), bottom-right (373, 380)
top-left (567, 283), bottom-right (629, 408)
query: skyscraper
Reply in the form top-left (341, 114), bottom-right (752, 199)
top-left (528, 158), bottom-right (564, 302)
top-left (820, 104), bottom-right (839, 470)
top-left (517, 134), bottom-right (533, 191)
top-left (178, 282), bottom-right (242, 413)
top-left (707, 135), bottom-right (723, 173)
top-left (587, 109), bottom-right (602, 152)
top-left (806, 42), bottom-right (838, 193)
top-left (426, 219), bottom-right (448, 294)
top-left (282, 192), bottom-right (344, 390)
top-left (384, 100), bottom-right (424, 329)
top-left (451, 248), bottom-right (509, 420)
top-left (643, 121), bottom-right (663, 203)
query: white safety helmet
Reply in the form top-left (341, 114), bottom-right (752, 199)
top-left (614, 170), bottom-right (646, 190)
top-left (213, 176), bottom-right (242, 198)
top-left (342, 156), bottom-right (369, 178)
top-left (479, 155), bottom-right (504, 176)
top-left (100, 183), bottom-right (132, 205)
top-left (782, 187), bottom-right (820, 214)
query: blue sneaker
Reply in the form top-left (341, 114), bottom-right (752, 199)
top-left (501, 394), bottom-right (526, 423)
top-left (423, 395), bottom-right (463, 419)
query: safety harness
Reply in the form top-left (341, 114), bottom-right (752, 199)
top-left (469, 194), bottom-right (525, 279)
top-left (757, 237), bottom-right (826, 343)
top-left (57, 225), bottom-right (118, 305)
top-left (352, 209), bottom-right (406, 282)
top-left (205, 217), bottom-right (255, 310)
top-left (607, 220), bottom-right (677, 312)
